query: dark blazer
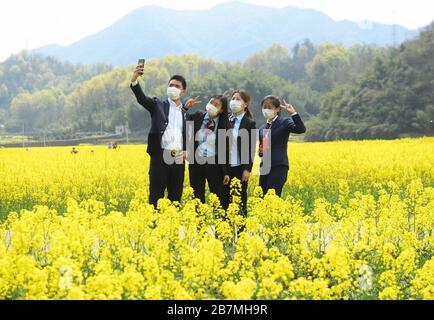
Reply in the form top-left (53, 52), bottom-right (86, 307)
top-left (234, 115), bottom-right (257, 173)
top-left (130, 82), bottom-right (187, 155)
top-left (259, 115), bottom-right (306, 168)
top-left (187, 111), bottom-right (230, 177)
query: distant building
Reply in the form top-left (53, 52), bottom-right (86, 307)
top-left (115, 125), bottom-right (130, 136)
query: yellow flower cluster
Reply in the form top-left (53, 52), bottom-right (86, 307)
top-left (0, 138), bottom-right (433, 300)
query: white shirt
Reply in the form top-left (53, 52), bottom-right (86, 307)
top-left (267, 115), bottom-right (279, 125)
top-left (161, 98), bottom-right (184, 150)
top-left (229, 112), bottom-right (246, 167)
top-left (131, 81), bottom-right (184, 150)
top-left (197, 114), bottom-right (219, 158)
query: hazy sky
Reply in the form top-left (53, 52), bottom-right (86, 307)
top-left (1, 0), bottom-right (433, 62)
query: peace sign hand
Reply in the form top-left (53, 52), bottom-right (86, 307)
top-left (281, 99), bottom-right (296, 114)
top-left (184, 96), bottom-right (202, 110)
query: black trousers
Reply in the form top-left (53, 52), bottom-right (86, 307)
top-left (259, 165), bottom-right (289, 197)
top-left (226, 165), bottom-right (249, 216)
top-left (189, 163), bottom-right (228, 210)
top-left (148, 152), bottom-right (185, 207)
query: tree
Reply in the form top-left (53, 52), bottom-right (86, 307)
top-left (244, 44), bottom-right (292, 80)
top-left (306, 43), bottom-right (353, 92)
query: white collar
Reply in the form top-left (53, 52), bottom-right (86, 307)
top-left (267, 115), bottom-right (279, 125)
top-left (231, 112), bottom-right (245, 121)
top-left (168, 98), bottom-right (182, 108)
top-left (204, 113), bottom-right (219, 122)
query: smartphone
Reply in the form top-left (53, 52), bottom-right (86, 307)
top-left (138, 59), bottom-right (145, 67)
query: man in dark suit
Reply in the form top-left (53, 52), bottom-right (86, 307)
top-left (130, 64), bottom-right (190, 207)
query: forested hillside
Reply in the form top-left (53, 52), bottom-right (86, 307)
top-left (307, 22), bottom-right (434, 140)
top-left (0, 55), bottom-right (112, 139)
top-left (1, 23), bottom-right (433, 142)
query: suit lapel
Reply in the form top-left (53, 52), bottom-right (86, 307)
top-left (271, 117), bottom-right (282, 134)
top-left (196, 113), bottom-right (206, 133)
top-left (181, 106), bottom-right (188, 126)
top-left (239, 115), bottom-right (248, 130)
top-left (163, 100), bottom-right (170, 121)
top-left (181, 105), bottom-right (188, 150)
top-left (237, 115), bottom-right (247, 155)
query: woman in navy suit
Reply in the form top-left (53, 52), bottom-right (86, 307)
top-left (226, 90), bottom-right (256, 215)
top-left (183, 95), bottom-right (231, 209)
top-left (258, 95), bottom-right (306, 197)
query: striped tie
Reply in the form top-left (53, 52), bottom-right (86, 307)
top-left (229, 115), bottom-right (237, 128)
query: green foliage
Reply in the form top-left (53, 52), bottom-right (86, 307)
top-left (10, 87), bottom-right (66, 132)
top-left (1, 23), bottom-right (433, 141)
top-left (305, 22), bottom-right (434, 141)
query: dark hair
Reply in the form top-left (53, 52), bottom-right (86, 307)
top-left (169, 75), bottom-right (187, 90)
top-left (211, 94), bottom-right (230, 129)
top-left (223, 89), bottom-right (235, 101)
top-left (261, 95), bottom-right (282, 116)
top-left (231, 90), bottom-right (254, 120)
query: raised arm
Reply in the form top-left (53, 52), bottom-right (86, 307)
top-left (130, 64), bottom-right (157, 113)
top-left (281, 100), bottom-right (306, 134)
top-left (288, 114), bottom-right (306, 134)
top-left (182, 96), bottom-right (202, 120)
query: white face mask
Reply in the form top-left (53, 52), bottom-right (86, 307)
top-left (206, 103), bottom-right (219, 118)
top-left (167, 86), bottom-right (181, 100)
top-left (262, 109), bottom-right (276, 120)
top-left (230, 100), bottom-right (244, 113)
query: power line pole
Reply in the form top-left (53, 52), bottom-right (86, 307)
top-left (126, 121), bottom-right (129, 145)
top-left (392, 9), bottom-right (397, 47)
top-left (22, 123), bottom-right (25, 148)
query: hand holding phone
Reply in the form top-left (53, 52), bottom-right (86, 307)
top-left (131, 59), bottom-right (145, 82)
top-left (138, 59), bottom-right (145, 76)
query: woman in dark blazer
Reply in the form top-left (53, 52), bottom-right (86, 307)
top-left (226, 90), bottom-right (257, 215)
top-left (183, 95), bottom-right (231, 209)
top-left (258, 95), bottom-right (306, 197)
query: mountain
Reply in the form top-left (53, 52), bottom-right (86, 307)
top-left (34, 1), bottom-right (419, 66)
